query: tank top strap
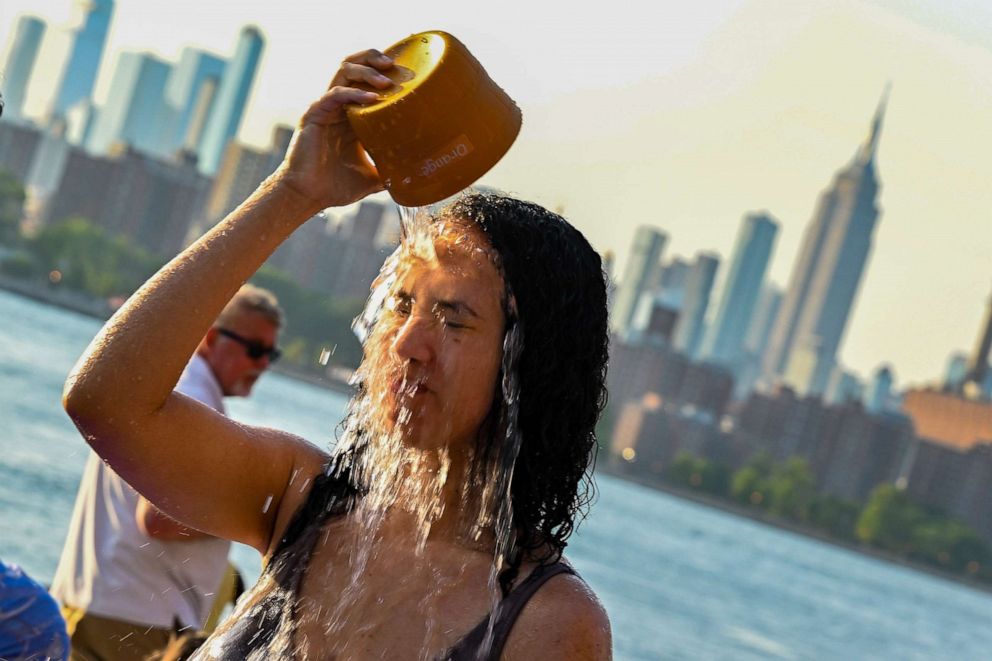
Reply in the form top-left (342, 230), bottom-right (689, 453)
top-left (442, 560), bottom-right (576, 661)
top-left (272, 466), bottom-right (355, 558)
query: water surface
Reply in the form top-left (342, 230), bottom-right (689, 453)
top-left (2, 289), bottom-right (990, 660)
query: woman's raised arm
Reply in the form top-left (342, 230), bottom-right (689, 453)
top-left (62, 50), bottom-right (395, 553)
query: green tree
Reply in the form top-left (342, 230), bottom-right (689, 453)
top-left (698, 459), bottom-right (731, 496)
top-left (665, 452), bottom-right (730, 495)
top-left (0, 169), bottom-right (26, 245)
top-left (911, 518), bottom-right (991, 572)
top-left (28, 217), bottom-right (163, 297)
top-left (766, 457), bottom-right (816, 522)
top-left (0, 251), bottom-right (40, 278)
top-left (808, 495), bottom-right (861, 541)
top-left (666, 451), bottom-right (698, 487)
top-left (855, 484), bottom-right (923, 554)
top-left (730, 452), bottom-right (774, 507)
top-left (279, 336), bottom-right (311, 366)
top-left (250, 266), bottom-right (366, 370)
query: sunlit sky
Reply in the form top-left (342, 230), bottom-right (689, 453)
top-left (2, 0), bottom-right (991, 389)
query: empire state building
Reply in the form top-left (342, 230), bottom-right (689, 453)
top-left (762, 88), bottom-right (889, 396)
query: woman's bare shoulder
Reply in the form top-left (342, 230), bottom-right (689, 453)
top-left (504, 568), bottom-right (612, 660)
top-left (263, 438), bottom-right (330, 557)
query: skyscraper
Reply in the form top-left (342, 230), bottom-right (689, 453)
top-left (745, 284), bottom-right (783, 362)
top-left (86, 52), bottom-right (172, 156)
top-left (866, 364), bottom-right (894, 413)
top-left (656, 257), bottom-right (690, 308)
top-left (197, 27), bottom-right (264, 175)
top-left (672, 252), bottom-right (720, 359)
top-left (1, 16), bottom-right (46, 122)
top-left (611, 226), bottom-right (668, 336)
top-left (158, 48), bottom-right (226, 159)
top-left (824, 367), bottom-right (864, 406)
top-left (943, 352), bottom-right (968, 392)
top-left (762, 89), bottom-right (889, 396)
top-left (49, 0), bottom-right (114, 123)
top-left (44, 143), bottom-right (210, 257)
top-left (700, 212), bottom-right (779, 368)
top-left (965, 285), bottom-right (992, 390)
top-left (196, 125), bottom-right (293, 239)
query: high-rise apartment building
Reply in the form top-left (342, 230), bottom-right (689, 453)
top-left (1, 16), bottom-right (46, 122)
top-left (197, 27), bottom-right (264, 175)
top-left (965, 285), bottom-right (992, 390)
top-left (657, 257), bottom-right (690, 308)
top-left (672, 252), bottom-right (719, 358)
top-left (197, 125), bottom-right (293, 239)
top-left (158, 48), bottom-right (227, 159)
top-left (0, 121), bottom-right (43, 184)
top-left (866, 364), bottom-right (894, 413)
top-left (611, 226), bottom-right (667, 335)
top-left (745, 284), bottom-right (782, 361)
top-left (267, 201), bottom-right (397, 302)
top-left (86, 52), bottom-right (172, 156)
top-left (943, 352), bottom-right (969, 392)
top-left (43, 143), bottom-right (210, 257)
top-left (730, 284), bottom-right (783, 398)
top-left (700, 212), bottom-right (778, 369)
top-left (762, 89), bottom-right (889, 396)
top-left (824, 367), bottom-right (864, 406)
top-left (49, 0), bottom-right (114, 124)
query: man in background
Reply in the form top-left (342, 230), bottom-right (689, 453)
top-left (51, 284), bottom-right (284, 660)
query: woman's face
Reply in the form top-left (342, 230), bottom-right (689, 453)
top-left (365, 224), bottom-right (506, 454)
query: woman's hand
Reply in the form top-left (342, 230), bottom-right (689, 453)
top-left (273, 49), bottom-right (396, 211)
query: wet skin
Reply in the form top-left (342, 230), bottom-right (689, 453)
top-left (286, 234), bottom-right (512, 655)
top-left (370, 233), bottom-right (506, 454)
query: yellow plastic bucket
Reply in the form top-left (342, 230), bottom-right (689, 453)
top-left (346, 31), bottom-right (522, 207)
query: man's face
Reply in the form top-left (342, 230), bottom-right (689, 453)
top-left (202, 310), bottom-right (280, 397)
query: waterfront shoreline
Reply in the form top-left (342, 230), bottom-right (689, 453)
top-left (600, 462), bottom-right (992, 597)
top-left (0, 280), bottom-right (357, 395)
top-left (0, 275), bottom-right (113, 320)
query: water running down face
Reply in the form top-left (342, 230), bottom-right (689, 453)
top-left (363, 221), bottom-right (507, 456)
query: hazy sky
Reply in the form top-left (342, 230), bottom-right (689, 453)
top-left (2, 0), bottom-right (991, 389)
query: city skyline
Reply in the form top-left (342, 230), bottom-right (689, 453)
top-left (1, 0), bottom-right (991, 387)
top-left (0, 15), bottom-right (44, 121)
top-left (700, 211), bottom-right (778, 370)
top-left (763, 91), bottom-right (886, 396)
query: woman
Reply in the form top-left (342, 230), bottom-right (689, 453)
top-left (63, 48), bottom-right (611, 660)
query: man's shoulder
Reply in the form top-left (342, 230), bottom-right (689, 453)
top-left (177, 354), bottom-right (224, 412)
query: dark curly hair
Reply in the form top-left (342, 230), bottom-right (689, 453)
top-left (446, 193), bottom-right (609, 570)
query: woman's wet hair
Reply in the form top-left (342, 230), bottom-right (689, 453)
top-left (445, 193), bottom-right (609, 569)
top-left (304, 192), bottom-right (609, 594)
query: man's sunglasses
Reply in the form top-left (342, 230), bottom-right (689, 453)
top-left (216, 328), bottom-right (281, 363)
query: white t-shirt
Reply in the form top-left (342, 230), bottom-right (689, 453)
top-left (51, 354), bottom-right (233, 629)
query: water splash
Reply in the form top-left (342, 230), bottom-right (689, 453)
top-left (339, 202), bottom-right (526, 656)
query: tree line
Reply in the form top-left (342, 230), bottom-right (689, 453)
top-left (0, 170), bottom-right (366, 372)
top-left (665, 450), bottom-right (992, 582)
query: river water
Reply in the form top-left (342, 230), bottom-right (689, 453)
top-left (2, 288), bottom-right (992, 660)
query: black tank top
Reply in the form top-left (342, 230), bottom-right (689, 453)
top-left (191, 472), bottom-right (578, 660)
